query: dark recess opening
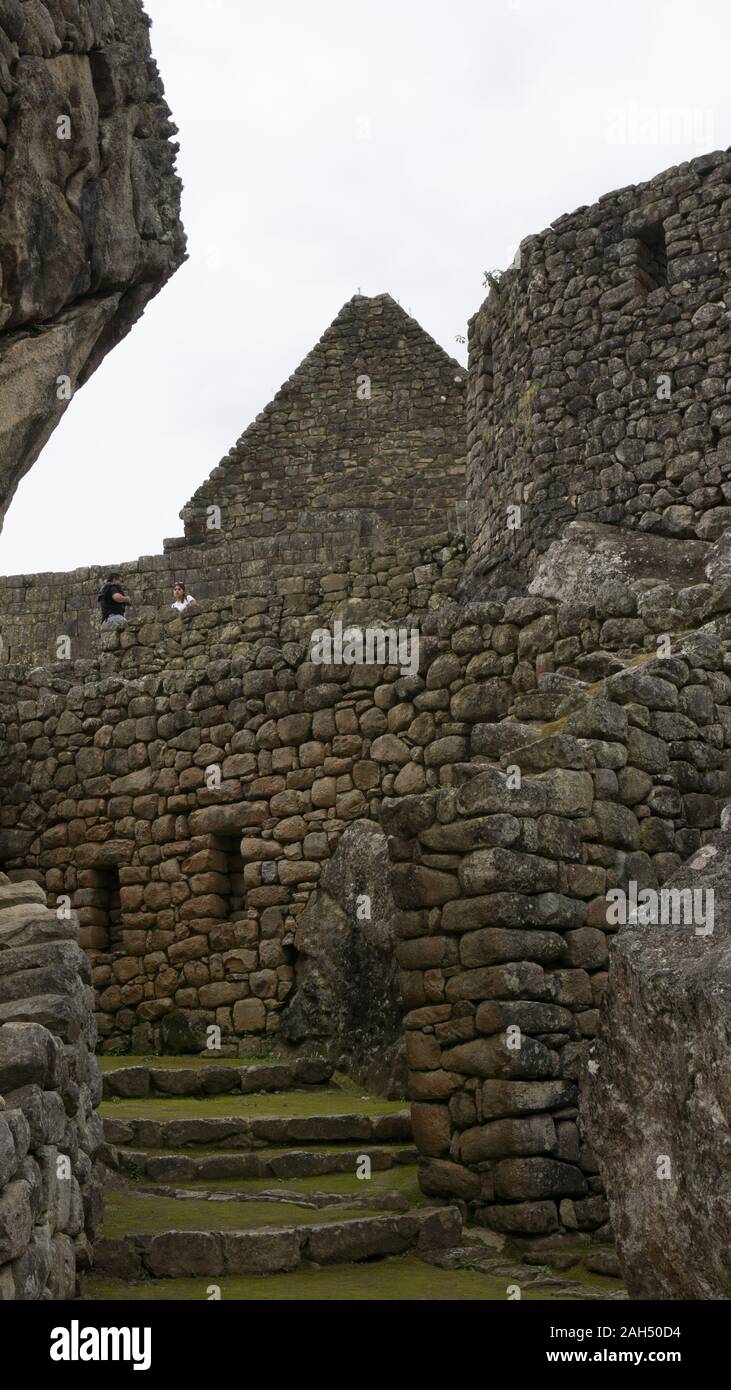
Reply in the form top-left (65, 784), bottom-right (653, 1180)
top-left (636, 222), bottom-right (668, 292)
top-left (214, 835), bottom-right (246, 916)
top-left (98, 866), bottom-right (123, 950)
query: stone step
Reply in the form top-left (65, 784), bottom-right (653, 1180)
top-left (102, 1057), bottom-right (333, 1100)
top-left (85, 1250), bottom-right (621, 1302)
top-left (94, 1206), bottom-right (462, 1280)
top-left (111, 1141), bottom-right (417, 1182)
top-left (131, 1179), bottom-right (414, 1214)
top-left (103, 1107), bottom-right (412, 1150)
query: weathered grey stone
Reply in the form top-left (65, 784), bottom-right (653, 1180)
top-left (532, 769), bottom-right (594, 817)
top-left (442, 1035), bottom-right (558, 1080)
top-left (494, 1158), bottom-right (587, 1201)
top-left (0, 1023), bottom-right (56, 1093)
top-left (529, 523), bottom-right (709, 605)
top-left (460, 928), bottom-right (564, 969)
top-left (459, 848), bottom-right (558, 895)
top-left (279, 820), bottom-right (406, 1095)
top-left (461, 1115), bottom-right (557, 1161)
top-left (481, 1079), bottom-right (576, 1117)
top-left (454, 767), bottom-right (547, 817)
top-left (146, 1231), bottom-right (223, 1279)
top-left (0, 1), bottom-right (185, 533)
top-left (222, 1229), bottom-right (301, 1274)
top-left (583, 831), bottom-right (731, 1299)
top-left (0, 1180), bottom-right (33, 1263)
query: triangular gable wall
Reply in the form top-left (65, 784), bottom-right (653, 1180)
top-left (178, 293), bottom-right (467, 554)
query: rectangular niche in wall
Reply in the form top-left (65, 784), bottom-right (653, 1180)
top-left (100, 866), bottom-right (123, 950)
top-left (635, 221), bottom-right (668, 293)
top-left (214, 835), bottom-right (246, 918)
top-left (621, 210), bottom-right (669, 298)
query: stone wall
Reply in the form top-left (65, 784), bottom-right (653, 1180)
top-left (1, 544), bottom-right (729, 1231)
top-left (386, 624), bottom-right (730, 1235)
top-left (465, 149), bottom-right (731, 582)
top-left (179, 293), bottom-right (467, 552)
top-left (0, 538), bottom-right (465, 1053)
top-left (0, 0), bottom-right (186, 532)
top-left (0, 878), bottom-right (103, 1300)
top-left (0, 532), bottom-right (464, 668)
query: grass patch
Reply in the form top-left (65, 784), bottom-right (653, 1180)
top-left (171, 1165), bottom-right (423, 1203)
top-left (99, 1056), bottom-right (276, 1072)
top-left (102, 1193), bottom-right (396, 1237)
top-left (118, 1143), bottom-right (411, 1160)
top-left (101, 1090), bottom-right (406, 1122)
top-left (85, 1254), bottom-right (585, 1302)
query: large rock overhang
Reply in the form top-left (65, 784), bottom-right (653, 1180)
top-left (0, 0), bottom-right (187, 533)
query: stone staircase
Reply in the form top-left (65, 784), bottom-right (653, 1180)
top-left (83, 1056), bottom-right (626, 1301)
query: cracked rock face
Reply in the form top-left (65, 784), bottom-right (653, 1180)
top-left (582, 832), bottom-right (731, 1299)
top-left (278, 820), bottom-right (407, 1098)
top-left (0, 0), bottom-right (186, 531)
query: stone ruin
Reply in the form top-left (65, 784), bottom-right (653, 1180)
top-left (1, 6), bottom-right (731, 1296)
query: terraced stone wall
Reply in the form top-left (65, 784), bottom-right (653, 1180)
top-left (1, 561), bottom-right (730, 1230)
top-left (0, 879), bottom-right (103, 1300)
top-left (385, 631), bottom-right (731, 1237)
top-left (0, 532), bottom-right (464, 669)
top-left (466, 150), bottom-right (731, 582)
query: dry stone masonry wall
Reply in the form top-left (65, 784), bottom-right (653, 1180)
top-left (179, 293), bottom-right (467, 552)
top-left (2, 547), bottom-right (730, 1236)
top-left (0, 878), bottom-right (103, 1298)
top-left (3, 147), bottom-right (731, 1268)
top-left (466, 150), bottom-right (731, 582)
top-left (0, 533), bottom-right (465, 668)
top-left (0, 293), bottom-right (466, 668)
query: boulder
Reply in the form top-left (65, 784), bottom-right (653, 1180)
top-left (583, 831), bottom-right (731, 1298)
top-left (530, 521), bottom-right (710, 604)
top-left (0, 0), bottom-right (185, 533)
top-left (278, 820), bottom-right (406, 1096)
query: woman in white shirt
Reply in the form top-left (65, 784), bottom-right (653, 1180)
top-left (171, 583), bottom-right (196, 612)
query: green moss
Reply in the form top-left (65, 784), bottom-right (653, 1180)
top-left (535, 716), bottom-right (568, 739)
top-left (102, 1193), bottom-right (398, 1238)
top-left (102, 1090), bottom-right (406, 1122)
top-left (557, 1260), bottom-right (624, 1293)
top-left (85, 1254), bottom-right (582, 1302)
top-left (172, 1165), bottom-right (423, 1203)
top-left (100, 1056), bottom-right (275, 1072)
top-left (118, 1143), bottom-right (410, 1160)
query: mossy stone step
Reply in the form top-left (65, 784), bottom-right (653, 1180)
top-left (114, 1143), bottom-right (417, 1182)
top-left (101, 1087), bottom-right (406, 1124)
top-left (100, 1055), bottom-right (278, 1071)
top-left (103, 1106), bottom-right (411, 1151)
top-left (95, 1206), bottom-right (462, 1279)
top-left (132, 1182), bottom-right (413, 1214)
top-left (102, 1191), bottom-right (408, 1235)
top-left (86, 1253), bottom-right (551, 1302)
top-left (103, 1058), bottom-right (333, 1100)
top-left (137, 1163), bottom-right (422, 1202)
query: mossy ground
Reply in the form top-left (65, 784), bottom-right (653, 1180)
top-left (102, 1192), bottom-right (392, 1237)
top-left (168, 1165), bottom-right (423, 1202)
top-left (101, 1089), bottom-right (406, 1122)
top-left (118, 1143), bottom-right (411, 1160)
top-left (96, 1063), bottom-right (624, 1302)
top-left (85, 1254), bottom-right (578, 1302)
top-left (100, 1055), bottom-right (275, 1072)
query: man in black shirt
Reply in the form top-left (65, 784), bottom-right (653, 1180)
top-left (97, 574), bottom-right (132, 626)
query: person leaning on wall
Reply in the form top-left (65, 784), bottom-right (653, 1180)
top-left (171, 582), bottom-right (197, 612)
top-left (97, 574), bottom-right (133, 627)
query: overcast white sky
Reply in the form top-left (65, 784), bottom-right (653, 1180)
top-left (0, 0), bottom-right (728, 576)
